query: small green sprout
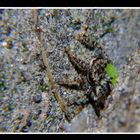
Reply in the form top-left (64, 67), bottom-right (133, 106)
top-left (39, 83), bottom-right (48, 92)
top-left (105, 63), bottom-right (119, 86)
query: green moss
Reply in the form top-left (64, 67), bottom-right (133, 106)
top-left (105, 63), bottom-right (119, 86)
top-left (92, 25), bottom-right (98, 31)
top-left (0, 78), bottom-right (7, 91)
top-left (21, 43), bottom-right (28, 52)
top-left (106, 27), bottom-right (115, 33)
top-left (0, 81), bottom-right (4, 89)
top-left (39, 83), bottom-right (48, 92)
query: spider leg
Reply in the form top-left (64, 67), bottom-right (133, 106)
top-left (57, 76), bottom-right (85, 90)
top-left (75, 33), bottom-right (101, 50)
top-left (84, 87), bottom-right (101, 118)
top-left (66, 95), bottom-right (90, 121)
top-left (64, 47), bottom-right (89, 75)
top-left (88, 95), bottom-right (101, 118)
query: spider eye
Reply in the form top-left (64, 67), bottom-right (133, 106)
top-left (90, 58), bottom-right (97, 66)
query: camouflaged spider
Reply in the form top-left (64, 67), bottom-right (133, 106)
top-left (57, 44), bottom-right (113, 120)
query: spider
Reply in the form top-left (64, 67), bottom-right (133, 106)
top-left (57, 43), bottom-right (113, 120)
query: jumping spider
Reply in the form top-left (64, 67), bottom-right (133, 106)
top-left (57, 43), bottom-right (113, 121)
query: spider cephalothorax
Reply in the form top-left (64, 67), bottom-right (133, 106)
top-left (87, 57), bottom-right (108, 86)
top-left (58, 45), bottom-right (113, 120)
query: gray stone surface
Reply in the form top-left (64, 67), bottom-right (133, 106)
top-left (0, 9), bottom-right (140, 132)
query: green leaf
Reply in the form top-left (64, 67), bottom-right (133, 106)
top-left (105, 63), bottom-right (119, 86)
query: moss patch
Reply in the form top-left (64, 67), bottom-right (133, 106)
top-left (105, 63), bottom-right (119, 86)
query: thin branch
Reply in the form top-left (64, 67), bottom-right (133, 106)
top-left (42, 50), bottom-right (70, 120)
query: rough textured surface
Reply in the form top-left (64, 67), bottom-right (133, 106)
top-left (0, 9), bottom-right (140, 132)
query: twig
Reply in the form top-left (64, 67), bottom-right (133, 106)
top-left (42, 50), bottom-right (70, 120)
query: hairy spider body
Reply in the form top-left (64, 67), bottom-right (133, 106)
top-left (58, 46), bottom-right (113, 119)
top-left (87, 58), bottom-right (108, 86)
top-left (64, 47), bottom-right (89, 75)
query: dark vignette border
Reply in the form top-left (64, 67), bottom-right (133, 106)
top-left (0, 0), bottom-right (140, 7)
